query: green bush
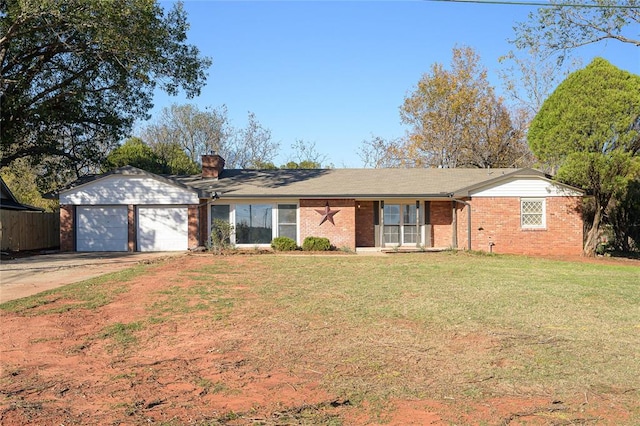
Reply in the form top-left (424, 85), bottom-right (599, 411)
top-left (271, 237), bottom-right (298, 251)
top-left (209, 219), bottom-right (234, 254)
top-left (302, 236), bottom-right (331, 251)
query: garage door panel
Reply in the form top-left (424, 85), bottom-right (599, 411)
top-left (138, 206), bottom-right (188, 251)
top-left (77, 206), bottom-right (128, 252)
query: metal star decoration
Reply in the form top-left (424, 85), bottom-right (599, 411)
top-left (315, 202), bottom-right (340, 226)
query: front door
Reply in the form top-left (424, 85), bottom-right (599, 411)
top-left (383, 203), bottom-right (419, 246)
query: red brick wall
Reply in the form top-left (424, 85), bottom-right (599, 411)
top-left (202, 154), bottom-right (225, 178)
top-left (198, 200), bottom-right (208, 247)
top-left (467, 197), bottom-right (583, 256)
top-left (188, 205), bottom-right (199, 248)
top-left (127, 205), bottom-right (135, 252)
top-left (431, 201), bottom-right (453, 248)
top-left (355, 201), bottom-right (375, 247)
top-left (60, 205), bottom-right (74, 252)
top-left (300, 199), bottom-right (355, 249)
top-left (456, 200), bottom-right (470, 250)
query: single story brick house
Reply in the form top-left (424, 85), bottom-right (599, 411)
top-left (55, 154), bottom-right (584, 255)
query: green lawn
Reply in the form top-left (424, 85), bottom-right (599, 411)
top-left (247, 253), bottom-right (640, 406)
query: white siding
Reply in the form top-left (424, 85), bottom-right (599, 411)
top-left (470, 178), bottom-right (582, 198)
top-left (60, 175), bottom-right (199, 205)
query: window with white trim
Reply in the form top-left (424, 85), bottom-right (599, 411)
top-left (235, 204), bottom-right (272, 244)
top-left (277, 204), bottom-right (297, 240)
top-left (210, 203), bottom-right (298, 246)
top-left (383, 203), bottom-right (419, 245)
top-left (521, 198), bottom-right (545, 229)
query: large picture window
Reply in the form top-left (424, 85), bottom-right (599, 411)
top-left (236, 204), bottom-right (272, 244)
top-left (521, 199), bottom-right (545, 229)
top-left (211, 203), bottom-right (298, 246)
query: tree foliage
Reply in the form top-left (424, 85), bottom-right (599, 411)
top-left (153, 141), bottom-right (200, 175)
top-left (399, 46), bottom-right (532, 169)
top-left (498, 45), bottom-right (581, 123)
top-left (103, 138), bottom-right (165, 174)
top-left (357, 136), bottom-right (404, 168)
top-left (230, 112), bottom-right (279, 169)
top-left (0, 159), bottom-right (58, 211)
top-left (141, 104), bottom-right (230, 165)
top-left (513, 0), bottom-right (639, 57)
top-left (608, 179), bottom-right (640, 252)
top-left (528, 58), bottom-right (640, 255)
top-left (141, 105), bottom-right (279, 169)
top-left (281, 139), bottom-right (329, 169)
top-left (0, 0), bottom-right (210, 182)
top-left (103, 137), bottom-right (199, 175)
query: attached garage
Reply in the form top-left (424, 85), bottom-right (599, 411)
top-left (58, 167), bottom-right (201, 252)
top-left (137, 206), bottom-right (189, 251)
top-left (76, 206), bottom-right (128, 252)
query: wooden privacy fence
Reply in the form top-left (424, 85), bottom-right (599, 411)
top-left (0, 210), bottom-right (60, 251)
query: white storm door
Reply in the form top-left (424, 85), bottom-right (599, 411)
top-left (76, 206), bottom-right (128, 252)
top-left (137, 206), bottom-right (189, 251)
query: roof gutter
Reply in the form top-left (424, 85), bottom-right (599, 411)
top-left (207, 193), bottom-right (453, 200)
top-left (450, 195), bottom-right (472, 251)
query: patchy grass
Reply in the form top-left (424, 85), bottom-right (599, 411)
top-left (0, 264), bottom-right (151, 315)
top-left (96, 321), bottom-right (144, 350)
top-left (1, 252), bottom-right (638, 424)
top-left (148, 282), bottom-right (235, 323)
top-left (243, 252), bottom-right (640, 414)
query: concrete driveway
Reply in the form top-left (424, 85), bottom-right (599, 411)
top-left (0, 252), bottom-right (183, 303)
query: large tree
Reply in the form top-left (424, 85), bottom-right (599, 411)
top-left (0, 159), bottom-right (58, 211)
top-left (103, 137), bottom-right (199, 175)
top-left (528, 58), bottom-right (640, 256)
top-left (513, 0), bottom-right (639, 56)
top-left (141, 105), bottom-right (279, 169)
top-left (357, 136), bottom-right (406, 168)
top-left (0, 0), bottom-right (210, 181)
top-left (228, 112), bottom-right (279, 169)
top-left (399, 46), bottom-right (532, 169)
top-left (141, 104), bottom-right (230, 165)
top-left (498, 45), bottom-right (581, 124)
top-left (281, 139), bottom-right (329, 169)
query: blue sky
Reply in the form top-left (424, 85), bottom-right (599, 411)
top-left (144, 1), bottom-right (639, 167)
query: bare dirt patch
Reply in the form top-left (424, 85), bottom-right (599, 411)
top-left (1, 254), bottom-right (636, 425)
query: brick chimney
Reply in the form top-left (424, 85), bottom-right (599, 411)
top-left (202, 154), bottom-right (225, 178)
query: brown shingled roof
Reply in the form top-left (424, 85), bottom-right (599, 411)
top-left (177, 168), bottom-right (543, 199)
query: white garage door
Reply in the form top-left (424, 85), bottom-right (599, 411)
top-left (77, 206), bottom-right (128, 252)
top-left (137, 206), bottom-right (189, 252)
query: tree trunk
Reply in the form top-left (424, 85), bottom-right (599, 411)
top-left (583, 204), bottom-right (603, 257)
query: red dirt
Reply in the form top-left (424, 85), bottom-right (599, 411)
top-left (1, 254), bottom-right (636, 425)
